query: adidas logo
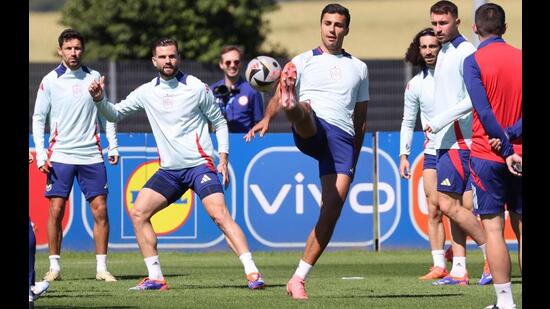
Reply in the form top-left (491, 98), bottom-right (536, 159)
top-left (499, 290), bottom-right (507, 294)
top-left (200, 174), bottom-right (211, 184)
top-left (152, 261), bottom-right (159, 265)
top-left (440, 178), bottom-right (451, 186)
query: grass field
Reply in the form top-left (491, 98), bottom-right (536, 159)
top-left (32, 250), bottom-right (522, 308)
top-left (29, 0), bottom-right (522, 62)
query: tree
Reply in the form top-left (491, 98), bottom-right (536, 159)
top-left (59, 0), bottom-right (286, 64)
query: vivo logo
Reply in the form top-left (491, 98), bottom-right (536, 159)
top-left (244, 146), bottom-right (401, 248)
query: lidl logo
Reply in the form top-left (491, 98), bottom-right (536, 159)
top-left (124, 160), bottom-right (194, 235)
top-left (408, 154), bottom-right (517, 243)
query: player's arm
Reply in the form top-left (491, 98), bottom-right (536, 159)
top-left (399, 80), bottom-right (420, 179)
top-left (244, 84), bottom-right (282, 142)
top-left (97, 113), bottom-right (120, 165)
top-left (89, 76), bottom-right (143, 122)
top-left (201, 84), bottom-right (230, 188)
top-left (32, 78), bottom-right (52, 172)
top-left (506, 117), bottom-right (522, 140)
top-left (463, 55), bottom-right (515, 158)
top-left (353, 101), bottom-right (368, 169)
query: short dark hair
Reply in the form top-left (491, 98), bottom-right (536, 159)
top-left (430, 0), bottom-right (458, 18)
top-left (58, 28), bottom-right (85, 50)
top-left (320, 3), bottom-right (350, 28)
top-left (151, 38), bottom-right (178, 56)
top-left (219, 45), bottom-right (243, 60)
top-left (405, 28), bottom-right (440, 68)
top-left (475, 3), bottom-right (506, 37)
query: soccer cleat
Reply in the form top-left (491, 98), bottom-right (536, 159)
top-left (286, 275), bottom-right (308, 300)
top-left (128, 277), bottom-right (168, 291)
top-left (444, 246), bottom-right (453, 263)
top-left (96, 270), bottom-right (117, 282)
top-left (418, 266), bottom-right (449, 280)
top-left (432, 273), bottom-right (469, 286)
top-left (30, 280), bottom-right (50, 301)
top-left (246, 272), bottom-right (265, 289)
top-left (279, 62), bottom-right (297, 109)
top-left (43, 270), bottom-right (61, 282)
top-left (478, 261), bottom-right (493, 285)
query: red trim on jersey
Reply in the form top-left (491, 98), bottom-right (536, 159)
top-left (453, 121), bottom-right (469, 150)
top-left (448, 149), bottom-right (465, 181)
top-left (468, 161), bottom-right (486, 191)
top-left (94, 123), bottom-right (103, 156)
top-left (46, 127), bottom-right (59, 166)
top-left (195, 133), bottom-right (216, 172)
top-left (423, 131), bottom-right (429, 150)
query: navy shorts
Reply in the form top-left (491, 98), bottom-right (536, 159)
top-left (436, 149), bottom-right (472, 194)
top-left (423, 153), bottom-right (437, 170)
top-left (470, 157), bottom-right (522, 216)
top-left (292, 116), bottom-right (355, 177)
top-left (45, 162), bottom-right (108, 201)
top-left (143, 164), bottom-right (223, 204)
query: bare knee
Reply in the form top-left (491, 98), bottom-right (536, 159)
top-left (130, 207), bottom-right (148, 224)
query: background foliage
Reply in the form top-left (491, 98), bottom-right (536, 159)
top-left (59, 0), bottom-right (285, 64)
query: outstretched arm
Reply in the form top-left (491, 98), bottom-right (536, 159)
top-left (243, 83), bottom-right (282, 142)
top-left (353, 101), bottom-right (369, 170)
top-left (89, 75), bottom-right (143, 122)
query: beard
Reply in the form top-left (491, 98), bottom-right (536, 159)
top-left (158, 65), bottom-right (178, 79)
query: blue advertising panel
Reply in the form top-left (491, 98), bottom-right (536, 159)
top-left (29, 132), bottom-right (518, 251)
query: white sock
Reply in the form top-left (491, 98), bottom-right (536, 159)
top-left (432, 250), bottom-right (446, 269)
top-left (144, 256), bottom-right (164, 280)
top-left (494, 282), bottom-right (514, 308)
top-left (96, 254), bottom-right (107, 273)
top-left (49, 255), bottom-right (61, 272)
top-left (479, 243), bottom-right (487, 260)
top-left (239, 252), bottom-right (259, 275)
top-left (294, 259), bottom-right (313, 280)
top-left (450, 256), bottom-right (466, 277)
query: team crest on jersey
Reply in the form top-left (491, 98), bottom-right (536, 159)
top-left (163, 94), bottom-right (175, 110)
top-left (330, 66), bottom-right (342, 80)
top-left (72, 84), bottom-right (82, 98)
top-left (238, 96), bottom-right (248, 106)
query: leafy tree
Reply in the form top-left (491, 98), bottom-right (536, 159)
top-left (60, 0), bottom-right (286, 64)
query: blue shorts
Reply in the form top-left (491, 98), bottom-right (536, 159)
top-left (470, 157), bottom-right (522, 216)
top-left (436, 149), bottom-right (472, 194)
top-left (143, 164), bottom-right (223, 204)
top-left (423, 154), bottom-right (437, 170)
top-left (45, 162), bottom-right (108, 201)
top-left (292, 116), bottom-right (355, 177)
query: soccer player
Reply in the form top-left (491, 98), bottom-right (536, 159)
top-left (463, 3), bottom-right (521, 308)
top-left (210, 45), bottom-right (264, 132)
top-left (32, 29), bottom-right (120, 282)
top-left (424, 1), bottom-right (491, 286)
top-left (400, 28), bottom-right (449, 280)
top-left (29, 152), bottom-right (50, 305)
top-left (88, 38), bottom-right (265, 291)
top-left (244, 3), bottom-right (369, 299)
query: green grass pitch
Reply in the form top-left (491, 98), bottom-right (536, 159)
top-left (33, 249), bottom-right (521, 308)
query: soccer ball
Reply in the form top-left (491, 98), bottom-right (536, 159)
top-left (245, 56), bottom-right (282, 92)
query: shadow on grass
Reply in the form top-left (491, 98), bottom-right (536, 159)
top-left (40, 306), bottom-right (137, 309)
top-left (70, 273), bottom-right (189, 281)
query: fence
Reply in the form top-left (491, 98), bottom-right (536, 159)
top-left (29, 59), bottom-right (420, 133)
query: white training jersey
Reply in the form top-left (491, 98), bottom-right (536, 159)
top-left (32, 63), bottom-right (119, 168)
top-left (431, 35), bottom-right (476, 150)
top-left (400, 68), bottom-right (437, 156)
top-left (95, 71), bottom-right (229, 170)
top-left (292, 47), bottom-right (370, 136)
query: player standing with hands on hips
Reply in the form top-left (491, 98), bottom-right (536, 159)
top-left (245, 3), bottom-right (369, 300)
top-left (88, 38), bottom-right (265, 291)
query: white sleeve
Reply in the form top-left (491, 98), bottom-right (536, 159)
top-left (357, 62), bottom-right (370, 102)
top-left (95, 87), bottom-right (144, 122)
top-left (429, 95), bottom-right (472, 133)
top-left (31, 78), bottom-right (51, 168)
top-left (200, 84), bottom-right (229, 154)
top-left (97, 114), bottom-right (119, 157)
top-left (399, 79), bottom-right (419, 156)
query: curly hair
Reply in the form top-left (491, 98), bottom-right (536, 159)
top-left (404, 28), bottom-right (439, 68)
